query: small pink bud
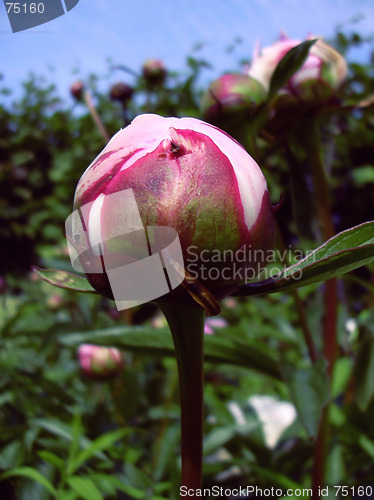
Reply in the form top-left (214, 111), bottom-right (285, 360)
top-left (110, 82), bottom-right (134, 104)
top-left (201, 73), bottom-right (267, 127)
top-left (46, 294), bottom-right (64, 310)
top-left (142, 59), bottom-right (167, 87)
top-left (78, 344), bottom-right (124, 380)
top-left (69, 114), bottom-right (275, 305)
top-left (70, 81), bottom-right (85, 101)
top-left (204, 317), bottom-right (228, 335)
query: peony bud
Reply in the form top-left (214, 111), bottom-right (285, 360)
top-left (142, 59), bottom-right (167, 87)
top-left (204, 317), bottom-right (228, 335)
top-left (68, 114), bottom-right (275, 308)
top-left (201, 74), bottom-right (267, 127)
top-left (46, 293), bottom-right (64, 310)
top-left (110, 82), bottom-right (134, 105)
top-left (78, 344), bottom-right (124, 380)
top-left (70, 81), bottom-right (85, 101)
top-left (248, 37), bottom-right (347, 105)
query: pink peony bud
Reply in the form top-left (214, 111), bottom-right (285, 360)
top-left (70, 81), bottom-right (85, 101)
top-left (78, 344), bottom-right (124, 380)
top-left (204, 317), bottom-right (228, 335)
top-left (201, 73), bottom-right (267, 127)
top-left (248, 37), bottom-right (347, 104)
top-left (142, 59), bottom-right (167, 87)
top-left (69, 114), bottom-right (275, 306)
top-left (46, 293), bottom-right (64, 310)
top-left (109, 82), bottom-right (134, 104)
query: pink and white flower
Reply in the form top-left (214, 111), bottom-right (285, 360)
top-left (248, 36), bottom-right (347, 99)
top-left (70, 114), bottom-right (275, 302)
top-left (78, 344), bottom-right (124, 380)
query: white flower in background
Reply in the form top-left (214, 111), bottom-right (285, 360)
top-left (249, 395), bottom-right (297, 448)
top-left (227, 401), bottom-right (246, 426)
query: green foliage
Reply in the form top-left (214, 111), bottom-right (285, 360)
top-left (267, 39), bottom-right (317, 100)
top-left (1, 26), bottom-right (374, 499)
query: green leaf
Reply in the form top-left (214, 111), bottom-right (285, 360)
top-left (59, 326), bottom-right (282, 379)
top-left (0, 441), bottom-right (23, 470)
top-left (153, 425), bottom-right (180, 482)
top-left (234, 221), bottom-right (374, 297)
top-left (32, 267), bottom-right (96, 294)
top-left (353, 333), bottom-right (374, 411)
top-left (29, 419), bottom-right (106, 460)
top-left (70, 428), bottom-right (130, 474)
top-left (93, 474), bottom-right (145, 499)
top-left (251, 465), bottom-right (303, 491)
top-left (124, 463), bottom-right (152, 490)
top-left (358, 434), bottom-right (374, 460)
top-left (66, 477), bottom-right (103, 500)
top-left (286, 360), bottom-right (330, 438)
top-left (38, 450), bottom-right (65, 469)
top-left (0, 467), bottom-right (57, 496)
top-left (204, 422), bottom-right (258, 455)
top-left (268, 39), bottom-right (317, 100)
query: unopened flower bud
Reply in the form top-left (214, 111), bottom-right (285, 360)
top-left (110, 82), bottom-right (134, 104)
top-left (78, 344), bottom-right (124, 380)
top-left (142, 59), bottom-right (167, 87)
top-left (201, 74), bottom-right (267, 128)
top-left (68, 114), bottom-right (275, 307)
top-left (46, 293), bottom-right (64, 310)
top-left (70, 81), bottom-right (85, 101)
top-left (248, 37), bottom-right (347, 105)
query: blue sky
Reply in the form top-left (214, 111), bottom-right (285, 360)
top-left (1, 0), bottom-right (373, 101)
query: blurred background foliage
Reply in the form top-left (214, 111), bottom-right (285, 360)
top-left (0, 27), bottom-right (374, 499)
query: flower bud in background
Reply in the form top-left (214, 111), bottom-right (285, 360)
top-left (248, 36), bottom-right (347, 108)
top-left (109, 82), bottom-right (134, 105)
top-left (70, 81), bottom-right (85, 101)
top-left (78, 344), bottom-right (124, 380)
top-left (142, 59), bottom-right (167, 87)
top-left (204, 317), bottom-right (228, 335)
top-left (70, 114), bottom-right (275, 306)
top-left (200, 74), bottom-right (267, 132)
top-left (46, 293), bottom-right (64, 310)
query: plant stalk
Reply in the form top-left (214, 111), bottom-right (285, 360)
top-left (159, 302), bottom-right (205, 494)
top-left (276, 224), bottom-right (318, 364)
top-left (301, 117), bottom-right (338, 495)
top-left (84, 91), bottom-right (110, 143)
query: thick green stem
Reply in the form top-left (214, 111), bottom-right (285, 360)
top-left (301, 117), bottom-right (338, 496)
top-left (159, 302), bottom-right (205, 495)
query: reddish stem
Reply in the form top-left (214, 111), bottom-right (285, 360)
top-left (301, 117), bottom-right (338, 496)
top-left (159, 302), bottom-right (205, 496)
